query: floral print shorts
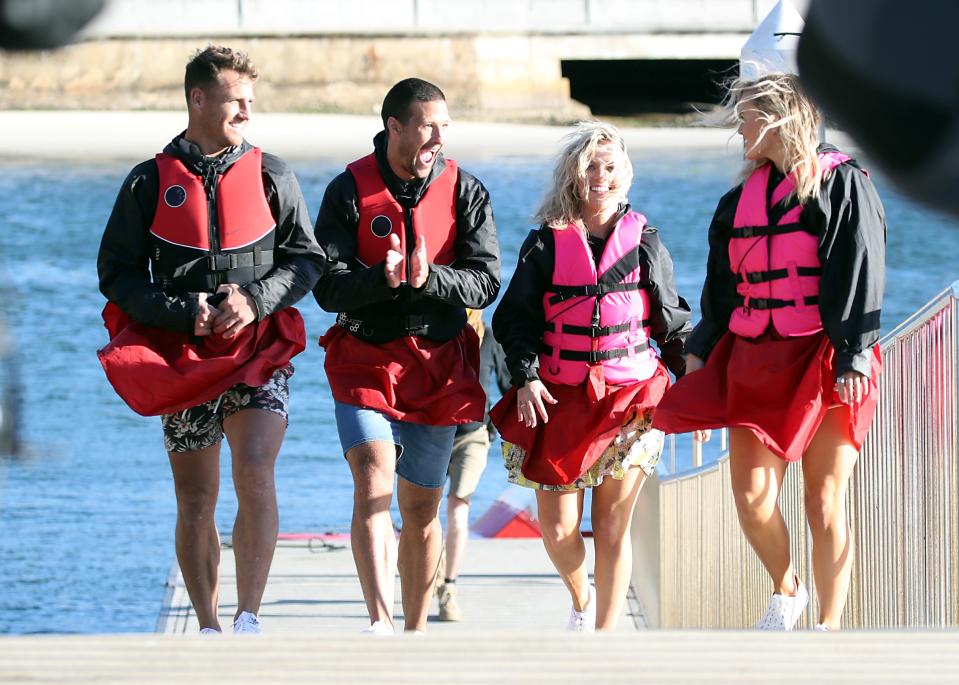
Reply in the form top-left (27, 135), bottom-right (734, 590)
top-left (503, 409), bottom-right (664, 491)
top-left (161, 365), bottom-right (292, 453)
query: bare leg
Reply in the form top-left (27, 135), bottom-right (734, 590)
top-left (346, 441), bottom-right (399, 627)
top-left (802, 405), bottom-right (859, 629)
top-left (535, 489), bottom-right (590, 611)
top-left (223, 408), bottom-right (285, 621)
top-left (397, 477), bottom-right (444, 631)
top-left (168, 444), bottom-right (222, 631)
top-left (444, 495), bottom-right (470, 581)
top-left (590, 466), bottom-right (648, 631)
top-left (728, 428), bottom-right (797, 595)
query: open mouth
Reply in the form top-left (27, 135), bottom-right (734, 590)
top-left (419, 148), bottom-right (438, 165)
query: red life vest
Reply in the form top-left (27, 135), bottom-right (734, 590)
top-left (151, 147), bottom-right (275, 252)
top-left (728, 151), bottom-right (851, 338)
top-left (347, 153), bottom-right (458, 272)
top-left (539, 212), bottom-right (658, 393)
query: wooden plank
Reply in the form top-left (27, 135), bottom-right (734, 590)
top-left (2, 631), bottom-right (958, 684)
top-left (160, 537), bottom-right (639, 634)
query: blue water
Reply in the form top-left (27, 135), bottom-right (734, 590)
top-left (1, 148), bottom-right (957, 634)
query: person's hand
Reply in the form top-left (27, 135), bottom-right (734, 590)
top-left (409, 235), bottom-right (429, 289)
top-left (384, 233), bottom-right (404, 288)
top-left (693, 429), bottom-right (712, 443)
top-left (193, 292), bottom-right (219, 337)
top-left (836, 370), bottom-right (869, 405)
top-left (517, 380), bottom-right (557, 428)
top-left (685, 353), bottom-right (705, 374)
top-left (212, 283), bottom-right (257, 339)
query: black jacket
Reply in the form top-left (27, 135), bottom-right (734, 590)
top-left (312, 131), bottom-right (501, 342)
top-left (493, 208), bottom-right (693, 388)
top-left (457, 326), bottom-right (511, 435)
top-left (98, 135), bottom-right (325, 332)
top-left (684, 146), bottom-right (886, 378)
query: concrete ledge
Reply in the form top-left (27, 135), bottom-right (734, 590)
top-left (0, 110), bottom-right (741, 162)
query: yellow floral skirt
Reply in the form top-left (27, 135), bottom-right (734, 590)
top-left (502, 409), bottom-right (664, 491)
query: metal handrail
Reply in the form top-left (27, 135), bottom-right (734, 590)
top-left (634, 282), bottom-right (959, 628)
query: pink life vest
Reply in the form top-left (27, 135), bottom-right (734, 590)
top-left (539, 211), bottom-right (659, 387)
top-left (727, 151), bottom-right (851, 338)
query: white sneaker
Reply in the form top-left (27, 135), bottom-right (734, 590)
top-left (360, 620), bottom-right (395, 636)
top-left (232, 611), bottom-right (262, 635)
top-left (566, 584), bottom-right (596, 633)
top-left (199, 627), bottom-right (221, 635)
top-left (814, 622), bottom-right (830, 631)
top-left (755, 577), bottom-right (808, 631)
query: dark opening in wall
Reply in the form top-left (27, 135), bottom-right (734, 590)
top-left (561, 59), bottom-right (738, 115)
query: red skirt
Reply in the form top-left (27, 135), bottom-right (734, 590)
top-left (319, 324), bottom-right (484, 426)
top-left (652, 332), bottom-right (882, 461)
top-left (489, 362), bottom-right (670, 486)
top-left (97, 302), bottom-right (306, 416)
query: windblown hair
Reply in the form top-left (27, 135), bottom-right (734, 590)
top-left (381, 78), bottom-right (446, 129)
top-left (721, 72), bottom-right (824, 204)
top-left (533, 121), bottom-right (633, 230)
top-left (184, 45), bottom-right (258, 101)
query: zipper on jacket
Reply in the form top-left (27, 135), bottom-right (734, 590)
top-left (404, 206), bottom-right (416, 284)
top-left (202, 162), bottom-right (221, 289)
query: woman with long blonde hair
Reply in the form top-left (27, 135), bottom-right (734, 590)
top-left (654, 73), bottom-right (887, 631)
top-left (490, 121), bottom-right (691, 631)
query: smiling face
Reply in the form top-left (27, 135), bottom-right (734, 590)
top-left (582, 143), bottom-right (627, 217)
top-left (386, 99), bottom-right (450, 180)
top-left (186, 69), bottom-right (254, 155)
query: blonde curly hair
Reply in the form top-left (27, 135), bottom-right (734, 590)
top-left (533, 121), bottom-right (633, 230)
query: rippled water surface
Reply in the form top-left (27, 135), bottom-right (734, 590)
top-left (1, 148), bottom-right (957, 633)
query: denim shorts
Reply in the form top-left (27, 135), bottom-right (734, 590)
top-left (333, 401), bottom-right (457, 489)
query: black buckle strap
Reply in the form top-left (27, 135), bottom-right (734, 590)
top-left (740, 266), bottom-right (822, 284)
top-left (558, 319), bottom-right (652, 337)
top-left (737, 295), bottom-right (819, 310)
top-left (731, 223), bottom-right (812, 239)
top-left (547, 282), bottom-right (642, 305)
top-left (336, 312), bottom-right (431, 336)
top-left (540, 341), bottom-right (649, 363)
top-left (207, 250), bottom-right (274, 272)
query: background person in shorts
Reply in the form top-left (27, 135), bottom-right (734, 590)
top-left (436, 309), bottom-right (509, 622)
top-left (97, 45), bottom-right (325, 635)
top-left (313, 78), bottom-right (500, 634)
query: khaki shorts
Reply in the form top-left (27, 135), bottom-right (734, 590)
top-left (447, 426), bottom-right (490, 502)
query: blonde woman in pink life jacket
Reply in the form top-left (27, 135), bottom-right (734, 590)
top-left (654, 73), bottom-right (887, 631)
top-left (490, 122), bottom-right (692, 631)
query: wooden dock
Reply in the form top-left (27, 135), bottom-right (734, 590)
top-left (3, 536), bottom-right (959, 683)
top-left (158, 536), bottom-right (642, 634)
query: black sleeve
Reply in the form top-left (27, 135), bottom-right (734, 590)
top-left (640, 227), bottom-right (693, 377)
top-left (815, 164), bottom-right (887, 377)
top-left (492, 229), bottom-right (552, 387)
top-left (482, 327), bottom-right (513, 395)
top-left (684, 187), bottom-right (742, 360)
top-left (97, 161), bottom-right (198, 332)
top-left (311, 171), bottom-right (399, 312)
top-left (419, 169), bottom-right (501, 309)
top-left (243, 153), bottom-right (327, 318)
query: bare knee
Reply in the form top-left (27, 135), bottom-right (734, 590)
top-left (733, 489), bottom-right (773, 531)
top-left (447, 496), bottom-right (469, 533)
top-left (399, 486), bottom-right (442, 531)
top-left (174, 481), bottom-right (218, 524)
top-left (233, 456), bottom-right (276, 504)
top-left (592, 517), bottom-right (631, 557)
top-left (805, 485), bottom-right (846, 535)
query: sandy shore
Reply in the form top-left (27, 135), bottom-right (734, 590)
top-left (0, 110), bottom-right (752, 162)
